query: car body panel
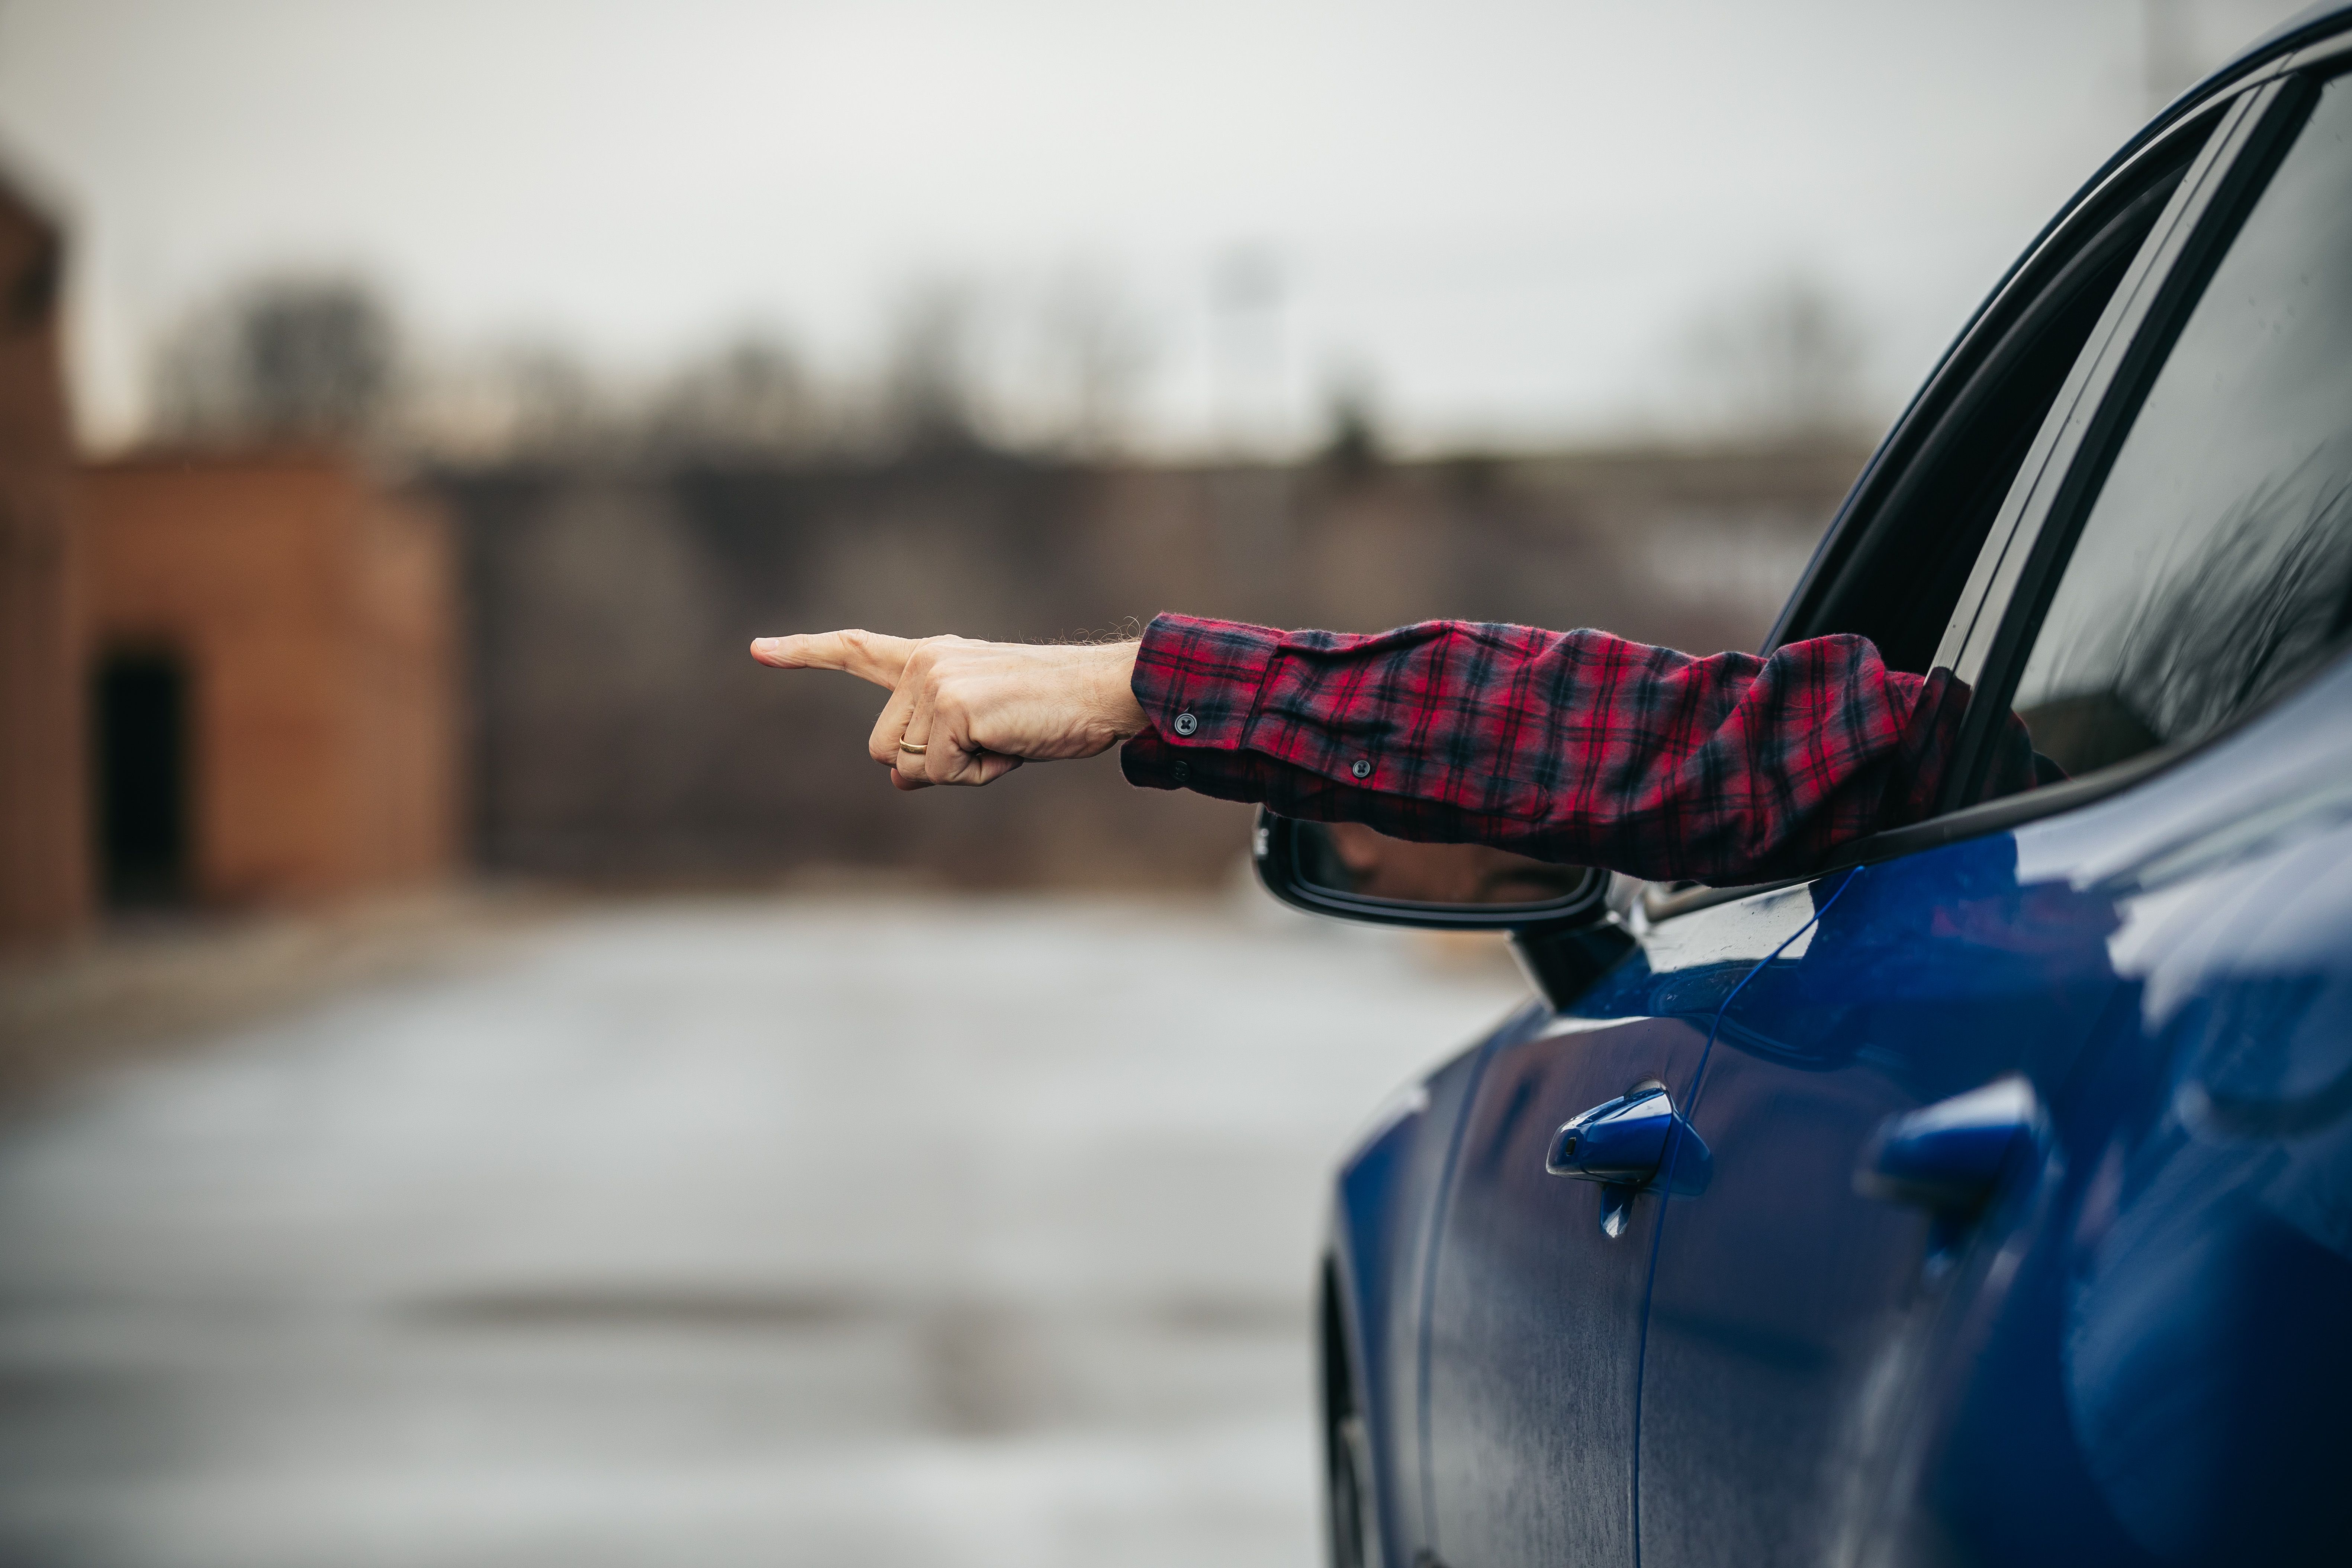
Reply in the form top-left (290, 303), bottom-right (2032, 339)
top-left (1327, 1007), bottom-right (1526, 1558)
top-left (1336, 657), bottom-right (2352, 1568)
top-left (1348, 883), bottom-right (1825, 1565)
top-left (1634, 776), bottom-right (2144, 1563)
top-left (1880, 659), bottom-right (2352, 1567)
top-left (1419, 1012), bottom-right (1689, 1568)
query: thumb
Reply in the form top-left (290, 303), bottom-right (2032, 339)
top-left (749, 629), bottom-right (917, 689)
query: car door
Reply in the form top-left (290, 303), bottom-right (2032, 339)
top-left (1634, 61), bottom-right (2352, 1568)
top-left (1419, 880), bottom-right (1822, 1568)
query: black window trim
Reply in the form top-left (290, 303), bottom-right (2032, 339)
top-left (1780, 138), bottom-right (2212, 677)
top-left (1638, 758), bottom-right (2185, 917)
top-left (1938, 73), bottom-right (2321, 805)
top-left (1650, 627), bottom-right (2352, 921)
top-left (1925, 96), bottom-right (2259, 694)
top-left (1761, 73), bottom-right (2281, 660)
top-left (1851, 64), bottom-right (2346, 874)
top-left (1648, 55), bottom-right (2346, 922)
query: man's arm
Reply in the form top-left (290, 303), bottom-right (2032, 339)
top-left (1117, 614), bottom-right (1973, 883)
top-left (750, 614), bottom-right (2012, 884)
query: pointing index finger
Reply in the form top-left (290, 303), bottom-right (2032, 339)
top-left (749, 630), bottom-right (916, 689)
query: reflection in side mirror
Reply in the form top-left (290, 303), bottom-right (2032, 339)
top-left (1254, 814), bottom-right (1628, 1010)
top-left (1293, 821), bottom-right (1597, 909)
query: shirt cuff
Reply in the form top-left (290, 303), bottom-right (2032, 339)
top-left (1120, 724), bottom-right (1270, 800)
top-left (1126, 612), bottom-right (1283, 751)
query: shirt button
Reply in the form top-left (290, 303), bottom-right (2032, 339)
top-left (1172, 760), bottom-right (1191, 783)
top-left (1172, 711), bottom-right (1199, 737)
top-left (1351, 759), bottom-right (1373, 780)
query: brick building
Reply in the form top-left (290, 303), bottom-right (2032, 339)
top-left (0, 173), bottom-right (86, 949)
top-left (81, 453), bottom-right (460, 908)
top-left (3, 164), bottom-right (462, 948)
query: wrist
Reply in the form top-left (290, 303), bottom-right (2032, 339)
top-left (1095, 641), bottom-right (1146, 738)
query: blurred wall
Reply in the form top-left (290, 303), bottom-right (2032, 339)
top-left (440, 444), bottom-right (1860, 888)
top-left (0, 171), bottom-right (87, 951)
top-left (83, 452), bottom-right (459, 905)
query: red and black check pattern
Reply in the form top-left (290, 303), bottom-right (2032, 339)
top-left (1123, 612), bottom-right (2028, 884)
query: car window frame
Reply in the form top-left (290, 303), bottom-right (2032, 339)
top-left (1934, 73), bottom-right (2320, 791)
top-left (1651, 57), bottom-right (2329, 920)
top-left (1853, 61), bottom-right (2352, 870)
top-left (1764, 103), bottom-right (2230, 667)
top-left (1923, 91), bottom-right (2269, 697)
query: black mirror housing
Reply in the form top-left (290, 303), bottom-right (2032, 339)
top-left (1251, 810), bottom-right (1634, 1009)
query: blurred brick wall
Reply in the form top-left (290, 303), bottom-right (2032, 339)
top-left (83, 452), bottom-right (460, 905)
top-left (0, 175), bottom-right (87, 951)
top-left (439, 444), bottom-right (1862, 888)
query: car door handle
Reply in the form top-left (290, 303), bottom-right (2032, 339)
top-left (1547, 1084), bottom-right (1678, 1183)
top-left (1546, 1084), bottom-right (1711, 1237)
top-left (1856, 1075), bottom-right (2041, 1217)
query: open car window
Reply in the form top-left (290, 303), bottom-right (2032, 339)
top-left (1978, 75), bottom-right (2352, 799)
top-left (1767, 116), bottom-right (2213, 674)
top-left (1648, 115), bottom-right (2219, 913)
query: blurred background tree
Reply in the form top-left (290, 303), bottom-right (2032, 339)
top-left (1027, 267), bottom-right (1152, 459)
top-left (643, 336), bottom-right (824, 461)
top-left (152, 275), bottom-right (399, 445)
top-left (1681, 271), bottom-right (1874, 444)
top-left (1317, 365), bottom-right (1386, 479)
top-left (876, 283), bottom-right (989, 459)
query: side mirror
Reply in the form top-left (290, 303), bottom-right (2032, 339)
top-left (1251, 810), bottom-right (1633, 1010)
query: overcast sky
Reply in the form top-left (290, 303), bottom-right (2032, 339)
top-left (0, 0), bottom-right (2314, 453)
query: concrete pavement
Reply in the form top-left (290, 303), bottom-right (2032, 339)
top-left (0, 893), bottom-right (1528, 1568)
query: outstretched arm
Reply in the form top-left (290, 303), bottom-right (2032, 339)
top-left (752, 614), bottom-right (2011, 883)
top-left (1115, 614), bottom-right (1975, 882)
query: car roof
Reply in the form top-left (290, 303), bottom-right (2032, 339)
top-left (1978, 2), bottom-right (2352, 357)
top-left (2233, 2), bottom-right (2352, 63)
top-left (2158, 3), bottom-right (2352, 129)
top-left (2024, 3), bottom-right (2349, 329)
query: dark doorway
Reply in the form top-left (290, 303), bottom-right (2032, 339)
top-left (95, 651), bottom-right (191, 907)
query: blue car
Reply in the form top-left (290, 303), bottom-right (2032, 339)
top-left (1259, 9), bottom-right (2352, 1566)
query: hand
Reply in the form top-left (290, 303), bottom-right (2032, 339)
top-left (749, 631), bottom-right (1148, 789)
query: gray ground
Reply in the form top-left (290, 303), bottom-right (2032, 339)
top-left (0, 893), bottom-right (1528, 1568)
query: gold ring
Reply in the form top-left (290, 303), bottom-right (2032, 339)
top-left (898, 741), bottom-right (927, 754)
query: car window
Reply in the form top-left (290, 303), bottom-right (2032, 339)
top-left (1993, 76), bottom-right (2352, 792)
top-left (1770, 127), bottom-right (2205, 674)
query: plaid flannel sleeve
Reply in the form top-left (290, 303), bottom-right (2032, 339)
top-left (1120, 612), bottom-right (2028, 885)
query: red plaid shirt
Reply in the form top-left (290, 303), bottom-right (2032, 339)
top-left (1122, 612), bottom-right (2031, 884)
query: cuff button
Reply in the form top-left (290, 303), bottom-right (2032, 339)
top-left (1351, 759), bottom-right (1373, 779)
top-left (1172, 711), bottom-right (1199, 737)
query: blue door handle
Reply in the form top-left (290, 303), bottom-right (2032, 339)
top-left (1547, 1084), bottom-right (1711, 1238)
top-left (1547, 1084), bottom-right (1678, 1183)
top-left (1856, 1076), bottom-right (2041, 1216)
